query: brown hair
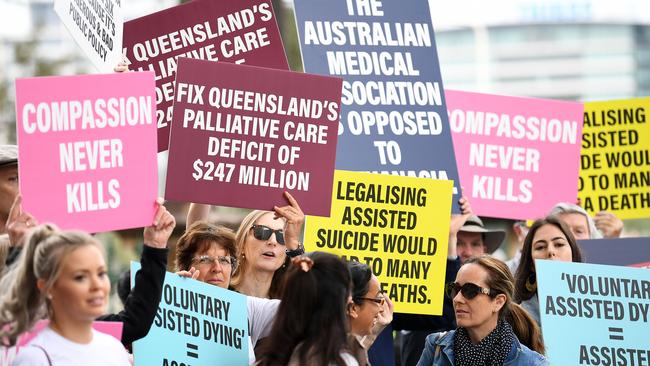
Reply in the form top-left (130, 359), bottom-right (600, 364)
top-left (464, 255), bottom-right (545, 355)
top-left (175, 222), bottom-right (237, 271)
top-left (255, 252), bottom-right (352, 366)
top-left (514, 216), bottom-right (583, 303)
top-left (230, 210), bottom-right (288, 299)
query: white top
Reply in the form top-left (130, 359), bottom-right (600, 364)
top-left (246, 296), bottom-right (280, 365)
top-left (12, 327), bottom-right (130, 366)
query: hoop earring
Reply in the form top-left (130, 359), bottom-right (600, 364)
top-left (525, 272), bottom-right (537, 293)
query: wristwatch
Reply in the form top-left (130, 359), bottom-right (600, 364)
top-left (285, 243), bottom-right (305, 258)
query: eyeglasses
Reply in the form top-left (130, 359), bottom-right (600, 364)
top-left (251, 224), bottom-right (285, 245)
top-left (192, 255), bottom-right (238, 271)
top-left (445, 282), bottom-right (497, 300)
top-left (357, 291), bottom-right (386, 306)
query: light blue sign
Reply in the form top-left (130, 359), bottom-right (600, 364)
top-left (293, 0), bottom-right (461, 212)
top-left (131, 262), bottom-right (249, 366)
top-left (536, 260), bottom-right (650, 366)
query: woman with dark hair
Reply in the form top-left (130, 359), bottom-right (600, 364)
top-left (514, 216), bottom-right (583, 325)
top-left (418, 255), bottom-right (547, 366)
top-left (347, 261), bottom-right (393, 365)
top-left (255, 252), bottom-right (358, 366)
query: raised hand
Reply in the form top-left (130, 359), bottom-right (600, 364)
top-left (143, 198), bottom-right (176, 249)
top-left (273, 191), bottom-right (305, 250)
top-left (6, 195), bottom-right (38, 247)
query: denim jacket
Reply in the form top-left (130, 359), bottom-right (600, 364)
top-left (416, 330), bottom-right (549, 366)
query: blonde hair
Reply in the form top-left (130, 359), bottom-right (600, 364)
top-left (230, 210), bottom-right (288, 298)
top-left (0, 224), bottom-right (101, 345)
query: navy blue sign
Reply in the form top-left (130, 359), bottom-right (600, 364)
top-left (579, 237), bottom-right (650, 268)
top-left (293, 0), bottom-right (461, 212)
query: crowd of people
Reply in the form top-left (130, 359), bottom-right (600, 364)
top-left (0, 139), bottom-right (634, 366)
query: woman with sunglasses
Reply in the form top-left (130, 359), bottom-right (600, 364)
top-left (187, 191), bottom-right (305, 300)
top-left (514, 216), bottom-right (583, 326)
top-left (417, 255), bottom-right (547, 366)
top-left (347, 261), bottom-right (393, 365)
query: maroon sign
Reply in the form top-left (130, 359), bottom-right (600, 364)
top-left (165, 57), bottom-right (342, 216)
top-left (123, 0), bottom-right (289, 151)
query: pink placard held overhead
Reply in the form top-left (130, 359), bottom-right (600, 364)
top-left (15, 72), bottom-right (158, 233)
top-left (123, 0), bottom-right (289, 152)
top-left (165, 58), bottom-right (342, 216)
top-left (446, 90), bottom-right (584, 220)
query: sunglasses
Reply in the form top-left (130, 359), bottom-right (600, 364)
top-left (251, 224), bottom-right (285, 245)
top-left (445, 282), bottom-right (497, 300)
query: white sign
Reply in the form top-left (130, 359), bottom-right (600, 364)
top-left (54, 0), bottom-right (124, 72)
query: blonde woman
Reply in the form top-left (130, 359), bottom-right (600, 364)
top-left (0, 224), bottom-right (129, 365)
top-left (187, 191), bottom-right (305, 299)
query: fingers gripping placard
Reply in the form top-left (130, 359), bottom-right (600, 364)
top-left (304, 170), bottom-right (453, 315)
top-left (131, 263), bottom-right (249, 366)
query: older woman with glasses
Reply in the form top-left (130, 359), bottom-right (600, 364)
top-left (417, 256), bottom-right (547, 366)
top-left (175, 221), bottom-right (281, 365)
top-left (187, 191), bottom-right (305, 300)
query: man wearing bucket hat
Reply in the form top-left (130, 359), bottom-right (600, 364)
top-left (456, 214), bottom-right (506, 264)
top-left (0, 145), bottom-right (19, 235)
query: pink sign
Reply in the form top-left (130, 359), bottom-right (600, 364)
top-left (15, 72), bottom-right (158, 233)
top-left (123, 0), bottom-right (289, 152)
top-left (1, 321), bottom-right (123, 365)
top-left (446, 90), bottom-right (584, 220)
top-left (165, 58), bottom-right (342, 216)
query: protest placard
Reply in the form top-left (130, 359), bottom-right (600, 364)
top-left (446, 90), bottom-right (584, 220)
top-left (579, 98), bottom-right (649, 219)
top-left (304, 170), bottom-right (453, 315)
top-left (123, 0), bottom-right (289, 151)
top-left (536, 260), bottom-right (650, 366)
top-left (131, 262), bottom-right (248, 366)
top-left (293, 0), bottom-right (461, 212)
top-left (165, 57), bottom-right (342, 216)
top-left (579, 237), bottom-right (650, 268)
top-left (0, 321), bottom-right (123, 366)
top-left (54, 0), bottom-right (123, 72)
top-left (15, 72), bottom-right (157, 233)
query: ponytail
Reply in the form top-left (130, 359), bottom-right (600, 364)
top-left (0, 224), bottom-right (98, 345)
top-left (0, 224), bottom-right (56, 345)
top-left (506, 303), bottom-right (545, 354)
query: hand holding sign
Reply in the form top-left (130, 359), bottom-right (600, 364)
top-left (273, 191), bottom-right (305, 250)
top-left (143, 198), bottom-right (176, 249)
top-left (447, 195), bottom-right (473, 259)
top-left (5, 195), bottom-right (38, 247)
top-left (594, 211), bottom-right (624, 238)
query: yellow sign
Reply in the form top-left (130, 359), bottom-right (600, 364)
top-left (304, 170), bottom-right (453, 315)
top-left (579, 98), bottom-right (650, 219)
